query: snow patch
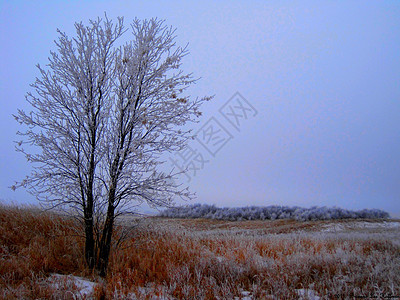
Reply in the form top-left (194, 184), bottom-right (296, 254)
top-left (296, 288), bottom-right (321, 300)
top-left (234, 290), bottom-right (253, 300)
top-left (47, 274), bottom-right (96, 298)
top-left (322, 221), bottom-right (400, 232)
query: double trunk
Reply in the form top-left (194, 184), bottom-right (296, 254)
top-left (83, 91), bottom-right (129, 276)
top-left (84, 188), bottom-right (116, 277)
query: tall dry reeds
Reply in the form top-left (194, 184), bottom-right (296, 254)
top-left (1, 205), bottom-right (399, 299)
top-left (0, 205), bottom-right (86, 299)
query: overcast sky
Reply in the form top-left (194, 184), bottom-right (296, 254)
top-left (1, 1), bottom-right (399, 216)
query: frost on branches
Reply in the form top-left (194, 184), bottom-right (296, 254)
top-left (13, 16), bottom-right (211, 276)
top-left (159, 204), bottom-right (390, 221)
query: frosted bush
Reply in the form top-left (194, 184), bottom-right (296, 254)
top-left (159, 204), bottom-right (390, 221)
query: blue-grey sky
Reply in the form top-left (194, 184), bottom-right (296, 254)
top-left (1, 1), bottom-right (400, 216)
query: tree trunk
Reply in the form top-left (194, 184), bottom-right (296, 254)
top-left (85, 123), bottom-right (97, 271)
top-left (84, 194), bottom-right (95, 270)
top-left (97, 191), bottom-right (116, 277)
top-left (84, 216), bottom-right (95, 270)
top-left (85, 149), bottom-right (96, 270)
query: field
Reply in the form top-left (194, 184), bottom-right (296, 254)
top-left (0, 205), bottom-right (399, 299)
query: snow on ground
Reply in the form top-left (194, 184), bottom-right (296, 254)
top-left (296, 288), bottom-right (321, 300)
top-left (46, 275), bottom-right (323, 300)
top-left (234, 290), bottom-right (252, 300)
top-left (47, 274), bottom-right (96, 298)
top-left (321, 221), bottom-right (400, 232)
top-left (234, 289), bottom-right (321, 300)
top-left (45, 220), bottom-right (399, 299)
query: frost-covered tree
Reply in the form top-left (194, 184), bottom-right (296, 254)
top-left (159, 204), bottom-right (390, 221)
top-left (13, 16), bottom-right (210, 276)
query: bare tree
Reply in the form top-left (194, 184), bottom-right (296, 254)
top-left (13, 16), bottom-right (210, 276)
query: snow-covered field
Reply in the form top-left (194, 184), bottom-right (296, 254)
top-left (1, 206), bottom-right (399, 299)
top-left (321, 220), bottom-right (400, 231)
top-left (49, 218), bottom-right (400, 299)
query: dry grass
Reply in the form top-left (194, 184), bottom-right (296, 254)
top-left (1, 205), bottom-right (399, 299)
top-left (0, 205), bottom-right (89, 299)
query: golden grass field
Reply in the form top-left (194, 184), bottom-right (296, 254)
top-left (0, 205), bottom-right (399, 299)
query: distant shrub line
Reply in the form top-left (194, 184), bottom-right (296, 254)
top-left (159, 204), bottom-right (390, 221)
